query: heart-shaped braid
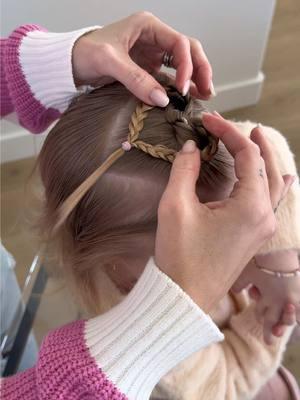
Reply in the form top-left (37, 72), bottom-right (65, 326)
top-left (123, 103), bottom-right (176, 162)
top-left (133, 141), bottom-right (176, 163)
top-left (127, 103), bottom-right (152, 142)
top-left (53, 94), bottom-right (218, 234)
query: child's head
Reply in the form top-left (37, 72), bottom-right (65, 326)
top-left (37, 77), bottom-right (235, 314)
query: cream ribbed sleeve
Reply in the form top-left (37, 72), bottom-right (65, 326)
top-left (19, 26), bottom-right (100, 113)
top-left (85, 257), bottom-right (223, 400)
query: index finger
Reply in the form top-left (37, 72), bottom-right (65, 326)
top-left (250, 126), bottom-right (282, 184)
top-left (202, 113), bottom-right (262, 180)
top-left (133, 13), bottom-right (210, 96)
top-left (189, 37), bottom-right (213, 99)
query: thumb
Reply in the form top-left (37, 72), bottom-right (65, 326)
top-left (111, 54), bottom-right (169, 107)
top-left (165, 140), bottom-right (201, 198)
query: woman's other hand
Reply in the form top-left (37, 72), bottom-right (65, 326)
top-left (155, 114), bottom-right (290, 314)
top-left (72, 12), bottom-right (214, 106)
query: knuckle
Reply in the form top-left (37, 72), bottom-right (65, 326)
top-left (242, 143), bottom-right (261, 168)
top-left (178, 34), bottom-right (190, 49)
top-left (189, 36), bottom-right (202, 49)
top-left (97, 43), bottom-right (116, 59)
top-left (176, 35), bottom-right (191, 59)
top-left (174, 164), bottom-right (197, 180)
top-left (261, 213), bottom-right (277, 239)
top-left (189, 36), bottom-right (203, 51)
top-left (127, 68), bottom-right (148, 86)
top-left (266, 214), bottom-right (277, 237)
top-left (247, 201), bottom-right (269, 227)
top-left (175, 154), bottom-right (198, 173)
top-left (132, 10), bottom-right (154, 21)
top-left (189, 37), bottom-right (211, 72)
top-left (158, 197), bottom-right (182, 221)
top-left (250, 142), bottom-right (261, 157)
top-left (254, 207), bottom-right (267, 225)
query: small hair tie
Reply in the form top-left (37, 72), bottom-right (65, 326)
top-left (122, 141), bottom-right (132, 151)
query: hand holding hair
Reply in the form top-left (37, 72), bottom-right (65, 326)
top-left (72, 12), bottom-right (214, 107)
top-left (155, 113), bottom-right (293, 313)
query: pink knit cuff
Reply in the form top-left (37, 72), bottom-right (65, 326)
top-left (1, 367), bottom-right (37, 400)
top-left (0, 38), bottom-right (14, 116)
top-left (4, 24), bottom-right (60, 134)
top-left (2, 320), bottom-right (128, 399)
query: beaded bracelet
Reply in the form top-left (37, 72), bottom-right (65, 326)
top-left (254, 257), bottom-right (300, 278)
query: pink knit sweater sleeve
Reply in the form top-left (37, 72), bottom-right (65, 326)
top-left (1, 259), bottom-right (223, 400)
top-left (0, 38), bottom-right (14, 117)
top-left (1, 24), bottom-right (99, 133)
top-left (1, 321), bottom-right (127, 400)
top-left (1, 25), bottom-right (60, 133)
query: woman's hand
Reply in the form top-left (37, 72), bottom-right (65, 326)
top-left (155, 114), bottom-right (291, 314)
top-left (230, 124), bottom-right (298, 344)
top-left (72, 12), bottom-right (214, 106)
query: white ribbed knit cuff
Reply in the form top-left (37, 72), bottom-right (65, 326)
top-left (85, 257), bottom-right (223, 400)
top-left (19, 26), bottom-right (100, 113)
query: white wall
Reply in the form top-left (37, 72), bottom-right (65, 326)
top-left (1, 0), bottom-right (276, 162)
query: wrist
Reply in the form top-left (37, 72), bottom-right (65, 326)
top-left (154, 262), bottom-right (215, 314)
top-left (72, 28), bottom-right (102, 86)
top-left (85, 257), bottom-right (223, 399)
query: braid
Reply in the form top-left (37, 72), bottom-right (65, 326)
top-left (128, 103), bottom-right (152, 142)
top-left (52, 90), bottom-right (218, 234)
top-left (133, 140), bottom-right (176, 163)
top-left (127, 97), bottom-right (218, 163)
top-left (126, 102), bottom-right (177, 162)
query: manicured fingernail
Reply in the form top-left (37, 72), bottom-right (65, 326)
top-left (182, 140), bottom-right (196, 153)
top-left (257, 123), bottom-right (263, 129)
top-left (149, 88), bottom-right (169, 107)
top-left (182, 80), bottom-right (190, 96)
top-left (209, 81), bottom-right (216, 97)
